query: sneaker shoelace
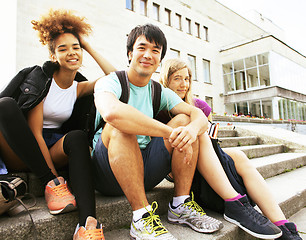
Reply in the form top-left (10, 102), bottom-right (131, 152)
top-left (142, 201), bottom-right (169, 236)
top-left (182, 192), bottom-right (206, 217)
top-left (84, 228), bottom-right (104, 240)
top-left (243, 200), bottom-right (269, 225)
top-left (51, 183), bottom-right (71, 197)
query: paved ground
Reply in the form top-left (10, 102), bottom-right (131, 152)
top-left (218, 121), bottom-right (306, 135)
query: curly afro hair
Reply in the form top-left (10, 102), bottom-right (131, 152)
top-left (31, 9), bottom-right (92, 54)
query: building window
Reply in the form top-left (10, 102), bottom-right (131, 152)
top-left (152, 3), bottom-right (160, 21)
top-left (203, 26), bottom-right (208, 41)
top-left (174, 13), bottom-right (182, 30)
top-left (203, 59), bottom-right (211, 83)
top-left (167, 48), bottom-right (180, 59)
top-left (126, 0), bottom-right (134, 11)
top-left (186, 18), bottom-right (191, 34)
top-left (188, 54), bottom-right (197, 80)
top-left (222, 52), bottom-right (270, 94)
top-left (140, 0), bottom-right (147, 16)
top-left (205, 96), bottom-right (213, 112)
top-left (195, 22), bottom-right (200, 38)
top-left (126, 0), bottom-right (134, 10)
top-left (165, 8), bottom-right (171, 26)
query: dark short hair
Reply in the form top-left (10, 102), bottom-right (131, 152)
top-left (127, 24), bottom-right (167, 63)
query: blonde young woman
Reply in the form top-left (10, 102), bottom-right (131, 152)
top-left (0, 9), bottom-right (116, 239)
top-left (157, 58), bottom-right (301, 240)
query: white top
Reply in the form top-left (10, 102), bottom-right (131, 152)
top-left (43, 78), bottom-right (78, 129)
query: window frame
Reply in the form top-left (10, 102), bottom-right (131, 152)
top-left (152, 3), bottom-right (160, 21)
top-left (140, 0), bottom-right (148, 16)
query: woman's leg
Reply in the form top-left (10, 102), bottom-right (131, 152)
top-left (197, 133), bottom-right (238, 199)
top-left (197, 133), bottom-right (282, 238)
top-left (223, 148), bottom-right (285, 222)
top-left (51, 130), bottom-right (96, 226)
top-left (0, 97), bottom-right (55, 185)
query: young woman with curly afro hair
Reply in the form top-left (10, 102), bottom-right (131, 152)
top-left (0, 9), bottom-right (115, 239)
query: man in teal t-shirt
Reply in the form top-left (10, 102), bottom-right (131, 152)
top-left (92, 24), bottom-right (221, 240)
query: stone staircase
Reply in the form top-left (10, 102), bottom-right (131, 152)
top-left (0, 124), bottom-right (306, 240)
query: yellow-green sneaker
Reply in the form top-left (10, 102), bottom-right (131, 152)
top-left (130, 202), bottom-right (177, 240)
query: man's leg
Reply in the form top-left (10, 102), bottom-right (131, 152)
top-left (163, 114), bottom-right (198, 196)
top-left (98, 125), bottom-right (177, 240)
top-left (102, 123), bottom-right (148, 211)
top-left (165, 114), bottom-right (223, 233)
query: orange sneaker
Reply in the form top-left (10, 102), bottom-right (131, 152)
top-left (45, 176), bottom-right (77, 215)
top-left (73, 216), bottom-right (105, 240)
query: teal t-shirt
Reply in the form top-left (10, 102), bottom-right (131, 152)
top-left (93, 72), bottom-right (182, 150)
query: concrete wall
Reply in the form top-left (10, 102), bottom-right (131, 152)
top-left (270, 51), bottom-right (306, 94)
top-left (9, 0), bottom-right (306, 116)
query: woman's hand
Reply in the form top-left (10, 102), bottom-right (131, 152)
top-left (79, 35), bottom-right (89, 52)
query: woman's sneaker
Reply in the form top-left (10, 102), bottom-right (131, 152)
top-left (168, 193), bottom-right (223, 233)
top-left (73, 216), bottom-right (105, 240)
top-left (277, 222), bottom-right (302, 240)
top-left (130, 201), bottom-right (177, 240)
top-left (224, 195), bottom-right (282, 239)
top-left (45, 176), bottom-right (77, 215)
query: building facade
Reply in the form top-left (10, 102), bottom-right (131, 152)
top-left (4, 0), bottom-right (306, 120)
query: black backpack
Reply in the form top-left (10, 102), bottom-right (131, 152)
top-left (86, 70), bottom-right (162, 146)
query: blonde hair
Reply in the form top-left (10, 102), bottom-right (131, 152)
top-left (31, 9), bottom-right (92, 54)
top-left (159, 58), bottom-right (193, 105)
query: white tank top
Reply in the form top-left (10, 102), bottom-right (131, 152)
top-left (43, 78), bottom-right (78, 129)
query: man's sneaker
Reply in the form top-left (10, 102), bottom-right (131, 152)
top-left (168, 193), bottom-right (223, 233)
top-left (73, 216), bottom-right (105, 240)
top-left (45, 176), bottom-right (77, 215)
top-left (130, 202), bottom-right (177, 240)
top-left (224, 195), bottom-right (282, 239)
top-left (276, 222), bottom-right (302, 240)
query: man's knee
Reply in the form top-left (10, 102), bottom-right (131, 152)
top-left (167, 114), bottom-right (190, 128)
top-left (102, 124), bottom-right (137, 149)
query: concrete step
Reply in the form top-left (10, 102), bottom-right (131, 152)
top-left (288, 208), bottom-right (306, 240)
top-left (224, 144), bottom-right (285, 159)
top-left (1, 166), bottom-right (305, 240)
top-left (264, 166), bottom-right (306, 218)
top-left (217, 129), bottom-right (237, 138)
top-left (104, 167), bottom-right (306, 240)
top-left (0, 180), bottom-right (174, 240)
top-left (251, 152), bottom-right (306, 179)
top-left (219, 136), bottom-right (258, 147)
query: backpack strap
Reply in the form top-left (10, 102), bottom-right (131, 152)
top-left (115, 70), bottom-right (130, 103)
top-left (93, 71), bottom-right (130, 133)
top-left (151, 80), bottom-right (162, 118)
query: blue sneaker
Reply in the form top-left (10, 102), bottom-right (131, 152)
top-left (224, 195), bottom-right (282, 239)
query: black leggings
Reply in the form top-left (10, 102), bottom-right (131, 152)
top-left (0, 98), bottom-right (96, 226)
top-left (0, 97), bottom-right (55, 185)
top-left (64, 130), bottom-right (96, 226)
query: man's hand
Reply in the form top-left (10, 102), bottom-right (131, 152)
top-left (168, 126), bottom-right (197, 163)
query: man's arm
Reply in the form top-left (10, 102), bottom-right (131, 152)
top-left (95, 91), bottom-right (173, 138)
